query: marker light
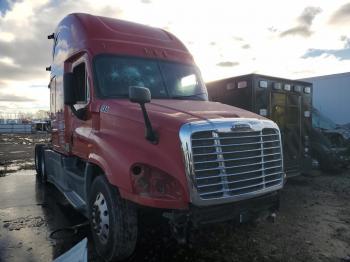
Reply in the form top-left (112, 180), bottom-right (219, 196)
top-left (259, 80), bottom-right (268, 88)
top-left (294, 85), bottom-right (302, 92)
top-left (304, 87), bottom-right (311, 94)
top-left (273, 83), bottom-right (282, 90)
top-left (237, 81), bottom-right (247, 89)
top-left (284, 84), bottom-right (291, 91)
top-left (259, 109), bottom-right (267, 116)
top-left (226, 82), bottom-right (235, 90)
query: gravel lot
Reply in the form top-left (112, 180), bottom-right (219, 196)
top-left (0, 134), bottom-right (349, 261)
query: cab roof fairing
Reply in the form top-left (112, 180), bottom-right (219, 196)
top-left (53, 13), bottom-right (194, 64)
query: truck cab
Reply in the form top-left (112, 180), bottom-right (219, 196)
top-left (35, 13), bottom-right (285, 261)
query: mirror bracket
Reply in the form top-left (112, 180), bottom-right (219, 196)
top-left (129, 86), bottom-right (158, 144)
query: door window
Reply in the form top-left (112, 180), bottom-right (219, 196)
top-left (72, 63), bottom-right (89, 110)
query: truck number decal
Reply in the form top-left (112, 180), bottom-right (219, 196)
top-left (100, 105), bottom-right (110, 113)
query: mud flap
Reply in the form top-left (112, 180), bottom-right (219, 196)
top-left (53, 237), bottom-right (87, 262)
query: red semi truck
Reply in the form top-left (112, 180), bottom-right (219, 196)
top-left (35, 13), bottom-right (285, 261)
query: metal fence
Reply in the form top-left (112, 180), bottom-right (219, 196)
top-left (0, 124), bottom-right (33, 134)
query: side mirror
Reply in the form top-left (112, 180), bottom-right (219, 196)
top-left (63, 72), bottom-right (76, 105)
top-left (129, 86), bottom-right (151, 104)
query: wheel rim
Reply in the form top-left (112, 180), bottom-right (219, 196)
top-left (92, 192), bottom-right (110, 245)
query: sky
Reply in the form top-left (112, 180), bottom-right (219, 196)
top-left (0, 0), bottom-right (349, 115)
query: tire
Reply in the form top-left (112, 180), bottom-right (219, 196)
top-left (40, 148), bottom-right (47, 183)
top-left (34, 144), bottom-right (47, 183)
top-left (34, 144), bottom-right (44, 176)
top-left (89, 176), bottom-right (138, 261)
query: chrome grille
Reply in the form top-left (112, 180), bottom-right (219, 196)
top-left (191, 128), bottom-right (283, 200)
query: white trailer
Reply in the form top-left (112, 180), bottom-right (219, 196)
top-left (299, 72), bottom-right (350, 126)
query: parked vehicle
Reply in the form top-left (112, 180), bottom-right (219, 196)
top-left (311, 108), bottom-right (350, 171)
top-left (207, 74), bottom-right (313, 177)
top-left (35, 14), bottom-right (285, 261)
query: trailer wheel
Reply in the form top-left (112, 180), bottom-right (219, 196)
top-left (89, 176), bottom-right (137, 261)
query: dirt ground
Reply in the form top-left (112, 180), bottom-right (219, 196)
top-left (0, 134), bottom-right (349, 262)
top-left (0, 133), bottom-right (49, 175)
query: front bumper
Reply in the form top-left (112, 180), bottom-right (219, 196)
top-left (165, 191), bottom-right (280, 227)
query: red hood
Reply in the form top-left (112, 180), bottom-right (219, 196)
top-left (99, 99), bottom-right (265, 131)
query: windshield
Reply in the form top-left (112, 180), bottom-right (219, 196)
top-left (94, 56), bottom-right (208, 101)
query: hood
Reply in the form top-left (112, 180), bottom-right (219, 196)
top-left (100, 99), bottom-right (266, 131)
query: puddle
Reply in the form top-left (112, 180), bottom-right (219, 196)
top-left (10, 151), bottom-right (26, 154)
top-left (0, 162), bottom-right (35, 177)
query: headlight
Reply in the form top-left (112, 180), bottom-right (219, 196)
top-left (130, 164), bottom-right (184, 200)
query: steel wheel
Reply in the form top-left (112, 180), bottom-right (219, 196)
top-left (92, 192), bottom-right (110, 245)
top-left (89, 175), bottom-right (137, 261)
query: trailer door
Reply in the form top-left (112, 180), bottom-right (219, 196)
top-left (271, 92), bottom-right (302, 175)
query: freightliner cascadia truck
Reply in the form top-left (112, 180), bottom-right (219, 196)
top-left (35, 14), bottom-right (285, 261)
top-left (207, 74), bottom-right (313, 177)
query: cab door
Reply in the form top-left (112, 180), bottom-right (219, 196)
top-left (69, 55), bottom-right (92, 159)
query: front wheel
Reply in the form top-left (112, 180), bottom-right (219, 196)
top-left (89, 176), bottom-right (138, 261)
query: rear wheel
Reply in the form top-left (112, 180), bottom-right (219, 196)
top-left (34, 144), bottom-right (47, 183)
top-left (34, 144), bottom-right (44, 176)
top-left (89, 176), bottom-right (137, 261)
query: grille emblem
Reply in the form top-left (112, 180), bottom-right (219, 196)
top-left (231, 122), bottom-right (251, 131)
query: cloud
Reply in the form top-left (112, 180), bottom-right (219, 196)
top-left (298, 6), bottom-right (322, 26)
top-left (0, 61), bottom-right (45, 81)
top-left (141, 0), bottom-right (152, 3)
top-left (216, 61), bottom-right (239, 67)
top-left (302, 36), bottom-right (350, 60)
top-left (29, 84), bottom-right (48, 88)
top-left (280, 26), bottom-right (313, 37)
top-left (232, 36), bottom-right (244, 41)
top-left (0, 1), bottom-right (123, 83)
top-left (302, 48), bottom-right (350, 60)
top-left (0, 93), bottom-right (35, 102)
top-left (241, 44), bottom-right (250, 49)
top-left (329, 3), bottom-right (350, 24)
top-left (280, 6), bottom-right (322, 37)
top-left (0, 80), bottom-right (6, 88)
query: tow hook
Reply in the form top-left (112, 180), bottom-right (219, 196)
top-left (163, 212), bottom-right (190, 245)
